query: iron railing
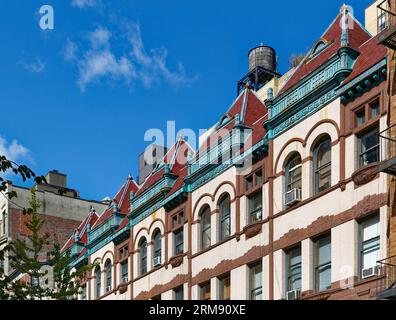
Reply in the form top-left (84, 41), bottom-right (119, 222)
top-left (379, 124), bottom-right (396, 175)
top-left (376, 255), bottom-right (396, 299)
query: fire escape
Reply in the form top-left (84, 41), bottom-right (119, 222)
top-left (377, 0), bottom-right (396, 300)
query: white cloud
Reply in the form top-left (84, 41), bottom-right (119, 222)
top-left (63, 23), bottom-right (193, 92)
top-left (0, 137), bottom-right (32, 178)
top-left (63, 39), bottom-right (78, 62)
top-left (71, 0), bottom-right (98, 9)
top-left (19, 58), bottom-right (46, 74)
top-left (127, 23), bottom-right (190, 88)
top-left (78, 50), bottom-right (135, 91)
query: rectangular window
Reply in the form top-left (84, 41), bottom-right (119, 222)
top-left (174, 286), bottom-right (184, 300)
top-left (200, 282), bottom-right (211, 300)
top-left (174, 228), bottom-right (184, 255)
top-left (219, 274), bottom-right (231, 300)
top-left (314, 234), bottom-right (331, 292)
top-left (359, 213), bottom-right (380, 275)
top-left (256, 170), bottom-right (263, 186)
top-left (249, 262), bottom-right (262, 300)
top-left (356, 109), bottom-right (365, 127)
top-left (377, 7), bottom-right (387, 33)
top-left (246, 176), bottom-right (253, 191)
top-left (286, 246), bottom-right (302, 292)
top-left (369, 100), bottom-right (380, 119)
top-left (81, 285), bottom-right (87, 300)
top-left (357, 126), bottom-right (380, 168)
top-left (121, 261), bottom-right (128, 283)
top-left (248, 190), bottom-right (262, 224)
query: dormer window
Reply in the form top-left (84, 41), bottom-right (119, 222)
top-left (311, 41), bottom-right (327, 57)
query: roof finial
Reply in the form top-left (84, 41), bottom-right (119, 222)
top-left (340, 3), bottom-right (349, 47)
top-left (340, 3), bottom-right (348, 13)
top-left (245, 81), bottom-right (250, 90)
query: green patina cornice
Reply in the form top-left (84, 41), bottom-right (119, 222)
top-left (264, 46), bottom-right (359, 138)
top-left (338, 58), bottom-right (387, 104)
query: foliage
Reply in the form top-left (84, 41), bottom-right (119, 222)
top-left (0, 188), bottom-right (94, 300)
top-left (0, 155), bottom-right (46, 200)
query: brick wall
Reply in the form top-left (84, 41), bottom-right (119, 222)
top-left (9, 207), bottom-right (81, 252)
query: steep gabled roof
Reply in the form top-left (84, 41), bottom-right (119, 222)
top-left (197, 87), bottom-right (268, 155)
top-left (278, 9), bottom-right (371, 96)
top-left (91, 176), bottom-right (139, 229)
top-left (61, 208), bottom-right (99, 252)
top-left (134, 137), bottom-right (193, 198)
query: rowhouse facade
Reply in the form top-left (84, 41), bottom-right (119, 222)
top-left (63, 3), bottom-right (393, 300)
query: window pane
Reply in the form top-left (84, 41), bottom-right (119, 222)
top-left (219, 275), bottom-right (231, 300)
top-left (314, 138), bottom-right (331, 193)
top-left (287, 246), bottom-right (302, 291)
top-left (318, 264), bottom-right (331, 291)
top-left (358, 128), bottom-right (379, 167)
top-left (356, 110), bottom-right (365, 126)
top-left (363, 215), bottom-right (380, 241)
top-left (174, 229), bottom-right (184, 254)
top-left (249, 190), bottom-right (262, 223)
top-left (315, 234), bottom-right (331, 292)
top-left (174, 287), bottom-right (184, 300)
top-left (370, 101), bottom-right (380, 119)
top-left (250, 263), bottom-right (262, 300)
top-left (317, 163), bottom-right (331, 192)
top-left (287, 154), bottom-right (302, 191)
top-left (200, 283), bottom-right (211, 300)
top-left (220, 196), bottom-right (231, 240)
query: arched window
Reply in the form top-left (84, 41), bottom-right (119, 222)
top-left (153, 229), bottom-right (162, 267)
top-left (313, 137), bottom-right (332, 194)
top-left (218, 194), bottom-right (231, 241)
top-left (139, 238), bottom-right (147, 275)
top-left (105, 259), bottom-right (112, 292)
top-left (285, 153), bottom-right (302, 192)
top-left (200, 206), bottom-right (211, 250)
top-left (94, 266), bottom-right (101, 298)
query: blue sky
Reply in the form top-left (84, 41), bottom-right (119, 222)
top-left (0, 0), bottom-right (373, 201)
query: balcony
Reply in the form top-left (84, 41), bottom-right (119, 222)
top-left (376, 255), bottom-right (396, 300)
top-left (379, 124), bottom-right (396, 175)
top-left (376, 0), bottom-right (396, 50)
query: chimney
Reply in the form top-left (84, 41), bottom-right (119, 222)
top-left (45, 170), bottom-right (67, 188)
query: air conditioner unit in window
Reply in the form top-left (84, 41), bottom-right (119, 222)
top-left (153, 256), bottom-right (161, 267)
top-left (286, 289), bottom-right (301, 300)
top-left (362, 266), bottom-right (381, 279)
top-left (106, 285), bottom-right (112, 292)
top-left (285, 189), bottom-right (302, 207)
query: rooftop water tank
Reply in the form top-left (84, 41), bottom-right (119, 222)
top-left (248, 45), bottom-right (276, 73)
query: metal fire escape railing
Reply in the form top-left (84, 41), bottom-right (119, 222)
top-left (376, 255), bottom-right (396, 299)
top-left (377, 0), bottom-right (396, 49)
top-left (379, 124), bottom-right (396, 175)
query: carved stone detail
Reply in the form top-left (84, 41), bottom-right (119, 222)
top-left (243, 221), bottom-right (263, 239)
top-left (169, 254), bottom-right (184, 268)
top-left (351, 163), bottom-right (379, 186)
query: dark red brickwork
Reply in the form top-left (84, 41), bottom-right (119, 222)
top-left (9, 208), bottom-right (81, 250)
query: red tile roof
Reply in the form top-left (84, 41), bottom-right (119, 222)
top-left (91, 177), bottom-right (138, 229)
top-left (198, 89), bottom-right (268, 155)
top-left (278, 12), bottom-right (371, 96)
top-left (135, 138), bottom-right (193, 197)
top-left (340, 33), bottom-right (387, 87)
top-left (61, 209), bottom-right (99, 252)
